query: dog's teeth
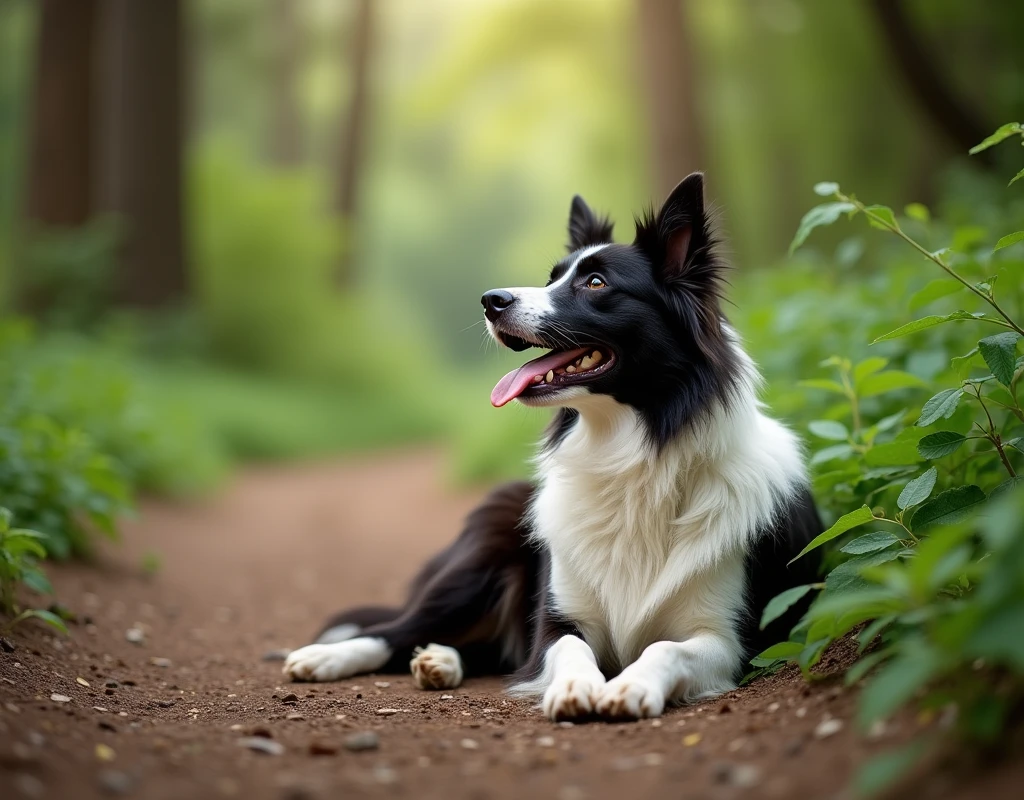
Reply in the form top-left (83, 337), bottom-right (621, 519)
top-left (565, 365), bottom-right (576, 374)
top-left (532, 375), bottom-right (543, 384)
top-left (579, 356), bottom-right (593, 370)
top-left (591, 350), bottom-right (602, 364)
top-left (545, 370), bottom-right (554, 383)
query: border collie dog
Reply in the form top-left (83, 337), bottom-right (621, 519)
top-left (284, 173), bottom-right (821, 720)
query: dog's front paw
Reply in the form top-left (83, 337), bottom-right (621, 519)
top-left (542, 675), bottom-right (604, 721)
top-left (595, 677), bottom-right (665, 720)
top-left (410, 644), bottom-right (463, 690)
top-left (282, 637), bottom-right (390, 682)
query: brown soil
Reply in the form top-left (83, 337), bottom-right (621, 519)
top-left (0, 448), bottom-right (1019, 799)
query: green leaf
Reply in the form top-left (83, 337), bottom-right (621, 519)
top-left (969, 122), bottom-right (1022, 154)
top-left (912, 485), bottom-right (986, 529)
top-left (897, 467), bottom-right (937, 510)
top-left (1010, 167), bottom-right (1024, 187)
top-left (22, 609), bottom-right (69, 635)
top-left (854, 740), bottom-right (932, 798)
top-left (951, 348), bottom-right (980, 380)
top-left (965, 601), bottom-right (1024, 670)
top-left (825, 549), bottom-right (905, 595)
top-left (864, 439), bottom-right (924, 467)
top-left (978, 332), bottom-right (1020, 386)
top-left (813, 182), bottom-right (840, 197)
top-left (750, 641), bottom-right (804, 667)
top-left (989, 476), bottom-right (1024, 503)
top-left (790, 202), bottom-right (856, 255)
top-left (917, 431), bottom-right (967, 459)
top-left (858, 371), bottom-right (927, 398)
top-left (916, 388), bottom-right (963, 426)
top-left (994, 231), bottom-right (1024, 252)
top-left (808, 420), bottom-right (849, 441)
top-left (798, 638), bottom-right (831, 673)
top-left (904, 203), bottom-right (930, 223)
top-left (858, 615), bottom-right (897, 652)
top-left (865, 204), bottom-right (897, 230)
top-left (841, 531), bottom-right (901, 555)
top-left (798, 378), bottom-right (847, 394)
top-left (791, 505), bottom-right (875, 562)
top-left (845, 649), bottom-right (893, 686)
top-left (759, 585), bottom-right (817, 630)
top-left (21, 567), bottom-right (53, 595)
top-left (859, 645), bottom-right (944, 726)
top-left (908, 279), bottom-right (963, 312)
top-left (853, 357), bottom-right (888, 386)
top-left (810, 444), bottom-right (853, 466)
top-left (872, 312), bottom-right (984, 344)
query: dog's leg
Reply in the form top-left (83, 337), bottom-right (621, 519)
top-left (283, 636), bottom-right (393, 682)
top-left (410, 643), bottom-right (464, 690)
top-left (315, 606), bottom-right (401, 644)
top-left (594, 635), bottom-right (737, 720)
top-left (284, 481), bottom-right (537, 684)
top-left (528, 635), bottom-right (606, 721)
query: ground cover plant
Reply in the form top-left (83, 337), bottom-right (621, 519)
top-left (751, 123), bottom-right (1024, 794)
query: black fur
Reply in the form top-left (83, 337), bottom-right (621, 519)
top-left (739, 488), bottom-right (823, 664)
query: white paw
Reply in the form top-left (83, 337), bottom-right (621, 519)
top-left (282, 637), bottom-right (391, 682)
top-left (595, 677), bottom-right (665, 720)
top-left (410, 644), bottom-right (463, 690)
top-left (542, 675), bottom-right (604, 721)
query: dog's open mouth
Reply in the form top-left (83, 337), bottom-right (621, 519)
top-left (490, 344), bottom-right (616, 407)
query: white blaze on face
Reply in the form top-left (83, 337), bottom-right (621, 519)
top-left (494, 244), bottom-right (611, 330)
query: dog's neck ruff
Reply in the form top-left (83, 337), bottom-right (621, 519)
top-left (527, 336), bottom-right (807, 668)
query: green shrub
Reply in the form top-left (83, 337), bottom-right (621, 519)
top-left (751, 124), bottom-right (1024, 793)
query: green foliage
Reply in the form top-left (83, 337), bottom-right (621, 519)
top-left (752, 129), bottom-right (1024, 791)
top-left (0, 502), bottom-right (68, 634)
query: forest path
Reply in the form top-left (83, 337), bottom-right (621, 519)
top-left (0, 449), bottom-right (1006, 799)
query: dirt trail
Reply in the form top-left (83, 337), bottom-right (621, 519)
top-left (0, 449), bottom-right (1013, 799)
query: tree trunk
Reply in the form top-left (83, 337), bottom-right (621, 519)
top-left (25, 0), bottom-right (98, 229)
top-left (334, 0), bottom-right (375, 287)
top-left (96, 0), bottom-right (187, 308)
top-left (635, 0), bottom-right (703, 198)
top-left (868, 0), bottom-right (992, 162)
top-left (269, 0), bottom-right (302, 166)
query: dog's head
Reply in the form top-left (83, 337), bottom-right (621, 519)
top-left (483, 173), bottom-right (740, 445)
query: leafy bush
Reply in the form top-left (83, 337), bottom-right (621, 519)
top-left (752, 124), bottom-right (1024, 791)
top-left (0, 507), bottom-right (66, 633)
top-left (0, 322), bottom-right (131, 559)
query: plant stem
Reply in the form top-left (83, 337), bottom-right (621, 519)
top-left (842, 195), bottom-right (1024, 337)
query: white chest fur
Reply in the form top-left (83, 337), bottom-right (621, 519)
top-left (529, 388), bottom-right (805, 673)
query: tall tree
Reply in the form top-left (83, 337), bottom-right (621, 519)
top-left (270, 0), bottom-right (302, 166)
top-left (334, 0), bottom-right (375, 286)
top-left (868, 0), bottom-right (992, 162)
top-left (635, 0), bottom-right (703, 197)
top-left (25, 0), bottom-right (98, 229)
top-left (96, 0), bottom-right (187, 307)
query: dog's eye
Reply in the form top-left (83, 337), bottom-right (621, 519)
top-left (585, 275), bottom-right (607, 290)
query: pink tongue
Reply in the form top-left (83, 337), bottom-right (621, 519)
top-left (491, 347), bottom-right (590, 407)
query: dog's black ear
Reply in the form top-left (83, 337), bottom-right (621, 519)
top-left (634, 172), bottom-right (712, 284)
top-left (635, 173), bottom-right (728, 349)
top-left (568, 195), bottom-right (614, 252)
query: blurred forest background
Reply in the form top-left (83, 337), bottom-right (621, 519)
top-left (5, 3), bottom-right (1024, 786)
top-left (1, 0), bottom-right (1023, 495)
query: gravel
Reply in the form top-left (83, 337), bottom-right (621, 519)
top-left (343, 731), bottom-right (380, 752)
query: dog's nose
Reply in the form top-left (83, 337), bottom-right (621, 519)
top-left (481, 289), bottom-right (516, 322)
